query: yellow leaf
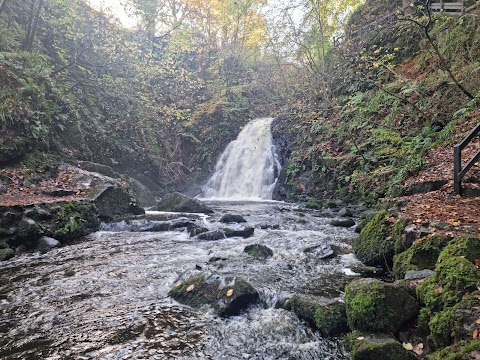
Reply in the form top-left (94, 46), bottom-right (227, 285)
top-left (356, 336), bottom-right (365, 341)
top-left (403, 343), bottom-right (413, 351)
top-left (226, 289), bottom-right (234, 297)
top-left (186, 284), bottom-right (195, 292)
top-left (473, 329), bottom-right (479, 339)
top-left (475, 319), bottom-right (480, 324)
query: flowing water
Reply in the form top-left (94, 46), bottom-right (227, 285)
top-left (0, 202), bottom-right (361, 359)
top-left (201, 118), bottom-right (281, 200)
top-left (0, 119), bottom-right (361, 359)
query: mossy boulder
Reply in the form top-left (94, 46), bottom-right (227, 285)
top-left (347, 333), bottom-right (417, 360)
top-left (94, 185), bottom-right (144, 221)
top-left (428, 339), bottom-right (480, 360)
top-left (345, 278), bottom-right (420, 333)
top-left (353, 211), bottom-right (394, 267)
top-left (244, 244), bottom-right (273, 259)
top-left (50, 200), bottom-right (100, 241)
top-left (393, 235), bottom-right (452, 279)
top-left (154, 192), bottom-right (213, 214)
top-left (168, 273), bottom-right (259, 316)
top-left (284, 295), bottom-right (348, 337)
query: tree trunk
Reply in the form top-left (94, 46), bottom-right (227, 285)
top-left (23, 0), bottom-right (45, 51)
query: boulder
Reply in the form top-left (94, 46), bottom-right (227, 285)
top-left (338, 207), bottom-right (354, 217)
top-left (345, 278), bottom-right (420, 333)
top-left (224, 227), bottom-right (254, 238)
top-left (244, 244), bottom-right (273, 259)
top-left (393, 235), bottom-right (451, 279)
top-left (125, 177), bottom-right (156, 208)
top-left (0, 247), bottom-right (14, 261)
top-left (196, 230), bottom-right (226, 241)
top-left (168, 273), bottom-right (259, 316)
top-left (154, 192), bottom-right (213, 214)
top-left (348, 333), bottom-right (417, 360)
top-left (284, 295), bottom-right (348, 337)
top-left (94, 185), bottom-right (144, 221)
top-left (404, 269), bottom-right (434, 280)
top-left (189, 227), bottom-right (209, 237)
top-left (76, 161), bottom-right (119, 178)
top-left (330, 218), bottom-right (355, 228)
top-left (219, 214), bottom-right (247, 223)
top-left (37, 236), bottom-right (60, 253)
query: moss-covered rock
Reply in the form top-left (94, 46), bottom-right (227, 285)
top-left (436, 236), bottom-right (480, 264)
top-left (346, 333), bottom-right (417, 360)
top-left (244, 244), bottom-right (273, 259)
top-left (345, 278), bottom-right (420, 333)
top-left (283, 295), bottom-right (348, 337)
top-left (353, 210), bottom-right (393, 267)
top-left (330, 218), bottom-right (356, 228)
top-left (50, 200), bottom-right (100, 241)
top-left (428, 339), bottom-right (480, 360)
top-left (168, 273), bottom-right (259, 316)
top-left (393, 235), bottom-right (452, 279)
top-left (154, 192), bottom-right (213, 214)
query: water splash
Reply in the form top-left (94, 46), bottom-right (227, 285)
top-left (202, 118), bottom-right (281, 200)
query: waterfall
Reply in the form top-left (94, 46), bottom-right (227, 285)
top-left (202, 118), bottom-right (281, 200)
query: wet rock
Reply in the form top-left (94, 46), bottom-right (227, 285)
top-left (304, 244), bottom-right (335, 260)
top-left (404, 180), bottom-right (447, 196)
top-left (196, 230), bottom-right (226, 241)
top-left (338, 207), bottom-right (353, 217)
top-left (0, 247), bottom-right (14, 261)
top-left (50, 200), bottom-right (100, 241)
top-left (76, 161), bottom-right (119, 178)
top-left (0, 180), bottom-right (6, 195)
top-left (404, 269), bottom-right (434, 280)
top-left (189, 227), bottom-right (209, 237)
top-left (284, 295), bottom-right (348, 337)
top-left (244, 244), bottom-right (273, 259)
top-left (430, 221), bottom-right (451, 231)
top-left (330, 218), bottom-right (355, 228)
top-left (17, 217), bottom-right (43, 240)
top-left (224, 227), bottom-right (254, 238)
top-left (345, 278), bottom-right (420, 333)
top-left (95, 185), bottom-right (144, 221)
top-left (208, 257), bottom-right (227, 263)
top-left (348, 333), bottom-right (416, 360)
top-left (125, 177), bottom-right (156, 208)
top-left (350, 265), bottom-right (385, 278)
top-left (24, 207), bottom-right (52, 221)
top-left (305, 199), bottom-right (323, 210)
top-left (219, 214), bottom-right (247, 223)
top-left (38, 236), bottom-right (60, 253)
top-left (259, 224), bottom-right (280, 230)
top-left (168, 273), bottom-right (259, 316)
top-left (154, 192), bottom-right (213, 214)
top-left (168, 219), bottom-right (196, 230)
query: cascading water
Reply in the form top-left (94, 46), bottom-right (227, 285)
top-left (202, 117), bottom-right (281, 200)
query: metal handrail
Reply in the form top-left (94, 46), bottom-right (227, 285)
top-left (454, 123), bottom-right (480, 195)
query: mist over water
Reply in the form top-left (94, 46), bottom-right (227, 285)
top-left (202, 118), bottom-right (281, 200)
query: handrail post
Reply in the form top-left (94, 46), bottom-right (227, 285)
top-left (454, 145), bottom-right (462, 195)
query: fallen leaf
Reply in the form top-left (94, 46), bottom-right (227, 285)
top-left (186, 284), bottom-right (195, 292)
top-left (473, 329), bottom-right (478, 339)
top-left (356, 336), bottom-right (365, 341)
top-left (413, 343), bottom-right (424, 355)
top-left (226, 289), bottom-right (234, 297)
top-left (433, 284), bottom-right (443, 293)
top-left (476, 319), bottom-right (480, 325)
top-left (403, 343), bottom-right (414, 351)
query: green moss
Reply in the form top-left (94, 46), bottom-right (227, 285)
top-left (437, 236), bottom-right (480, 264)
top-left (393, 235), bottom-right (451, 279)
top-left (391, 217), bottom-right (408, 254)
top-left (306, 199), bottom-right (322, 210)
top-left (51, 201), bottom-right (99, 241)
top-left (428, 339), bottom-right (480, 360)
top-left (285, 295), bottom-right (348, 336)
top-left (345, 280), bottom-right (390, 332)
top-left (429, 306), bottom-right (456, 349)
top-left (0, 247), bottom-right (15, 261)
top-left (353, 210), bottom-right (393, 267)
top-left (347, 333), bottom-right (417, 360)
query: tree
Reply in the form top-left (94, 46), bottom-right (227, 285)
top-left (23, 0), bottom-right (45, 50)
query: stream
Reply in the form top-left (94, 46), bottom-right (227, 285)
top-left (0, 200), bottom-right (360, 359)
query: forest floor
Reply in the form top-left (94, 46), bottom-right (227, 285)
top-left (395, 113), bottom-right (480, 236)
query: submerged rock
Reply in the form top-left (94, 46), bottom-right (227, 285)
top-left (189, 226), bottom-right (209, 237)
top-left (168, 273), bottom-right (259, 316)
top-left (338, 207), bottom-right (353, 217)
top-left (303, 244), bottom-right (335, 260)
top-left (0, 247), bottom-right (14, 261)
top-left (284, 295), bottom-right (348, 337)
top-left (224, 227), bottom-right (254, 238)
top-left (154, 192), bottom-right (213, 214)
top-left (219, 214), bottom-right (247, 223)
top-left (345, 278), bottom-right (420, 333)
top-left (244, 244), bottom-right (273, 259)
top-left (330, 218), bottom-right (355, 228)
top-left (196, 230), bottom-right (226, 241)
top-left (347, 333), bottom-right (416, 360)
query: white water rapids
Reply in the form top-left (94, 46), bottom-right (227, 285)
top-left (202, 118), bottom-right (281, 200)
